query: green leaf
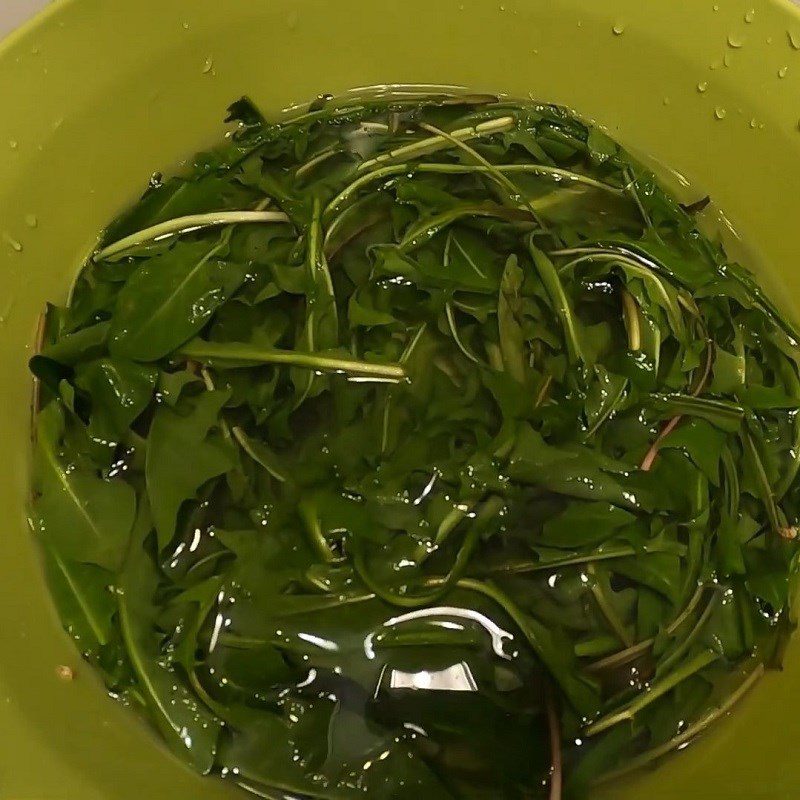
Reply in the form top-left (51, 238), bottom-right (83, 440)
top-left (587, 127), bottom-right (618, 163)
top-left (658, 418), bottom-right (727, 485)
top-left (41, 541), bottom-right (116, 652)
top-left (612, 552), bottom-right (682, 603)
top-left (109, 240), bottom-right (247, 361)
top-left (32, 402), bottom-right (136, 570)
top-left (497, 255), bottom-right (528, 383)
top-left (540, 502), bottom-right (635, 549)
top-left (118, 502), bottom-right (223, 773)
top-left (528, 241), bottom-right (585, 364)
top-left (508, 424), bottom-right (657, 511)
top-left (347, 290), bottom-right (397, 327)
top-left (36, 321), bottom-right (111, 366)
top-left (584, 366), bottom-right (628, 439)
top-left (75, 358), bottom-right (157, 445)
top-left (146, 390), bottom-right (234, 549)
top-left (157, 368), bottom-right (202, 407)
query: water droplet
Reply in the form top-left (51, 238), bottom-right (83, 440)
top-left (612, 22), bottom-right (625, 35)
top-left (710, 60), bottom-right (720, 70)
top-left (31, 45), bottom-right (40, 55)
top-left (790, 30), bottom-right (800, 50)
top-left (723, 52), bottom-right (733, 67)
top-left (577, 20), bottom-right (583, 27)
top-left (697, 81), bottom-right (709, 93)
top-left (458, 3), bottom-right (464, 8)
top-left (499, 4), bottom-right (506, 10)
top-left (714, 106), bottom-right (727, 119)
top-left (2, 233), bottom-right (22, 252)
top-left (9, 140), bottom-right (17, 150)
top-left (713, 3), bottom-right (719, 10)
top-left (663, 96), bottom-right (671, 105)
top-left (25, 214), bottom-right (38, 229)
top-left (744, 9), bottom-right (755, 23)
top-left (728, 34), bottom-right (744, 48)
top-left (286, 10), bottom-right (299, 30)
top-left (750, 118), bottom-right (758, 128)
top-left (202, 57), bottom-right (213, 75)
top-left (532, 48), bottom-right (539, 55)
top-left (767, 36), bottom-right (774, 44)
top-left (779, 66), bottom-right (789, 78)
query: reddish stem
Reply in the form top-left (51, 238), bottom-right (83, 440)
top-left (545, 686), bottom-right (563, 800)
top-left (640, 414), bottom-right (682, 472)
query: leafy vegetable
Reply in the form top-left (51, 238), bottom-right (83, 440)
top-left (30, 90), bottom-right (800, 800)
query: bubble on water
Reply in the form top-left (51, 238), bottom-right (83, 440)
top-left (728, 34), bottom-right (744, 48)
top-left (25, 214), bottom-right (38, 229)
top-left (714, 106), bottom-right (727, 119)
top-left (697, 81), bottom-right (709, 93)
top-left (790, 30), bottom-right (800, 50)
top-left (779, 66), bottom-right (789, 78)
top-left (744, 9), bottom-right (755, 23)
top-left (612, 22), bottom-right (626, 35)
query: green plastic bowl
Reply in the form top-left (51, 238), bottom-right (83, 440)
top-left (3, 1), bottom-right (800, 797)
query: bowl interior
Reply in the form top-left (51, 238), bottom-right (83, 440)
top-left (2, 1), bottom-right (800, 797)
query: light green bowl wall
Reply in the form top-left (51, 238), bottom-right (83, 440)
top-left (1, 1), bottom-right (800, 797)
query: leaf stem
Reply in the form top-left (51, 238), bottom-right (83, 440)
top-left (231, 426), bottom-right (288, 483)
top-left (588, 564), bottom-right (633, 647)
top-left (325, 162), bottom-right (621, 223)
top-left (178, 340), bottom-right (406, 381)
top-left (479, 543), bottom-right (681, 577)
top-left (555, 251), bottom-right (686, 340)
top-left (585, 583), bottom-right (709, 674)
top-left (620, 289), bottom-right (641, 352)
top-left (545, 685), bottom-right (563, 800)
top-left (742, 429), bottom-right (784, 536)
top-left (655, 592), bottom-right (719, 677)
top-left (595, 663), bottom-right (764, 783)
top-left (356, 116), bottom-right (516, 174)
top-left (528, 239), bottom-right (585, 364)
top-left (94, 211), bottom-right (290, 261)
top-left (445, 303), bottom-right (484, 365)
top-left (586, 649), bottom-right (719, 736)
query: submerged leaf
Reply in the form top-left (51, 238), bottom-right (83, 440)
top-left (32, 402), bottom-right (136, 570)
top-left (110, 240), bottom-right (247, 361)
top-left (146, 390), bottom-right (233, 549)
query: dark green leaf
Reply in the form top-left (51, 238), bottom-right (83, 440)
top-left (110, 240), bottom-right (247, 361)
